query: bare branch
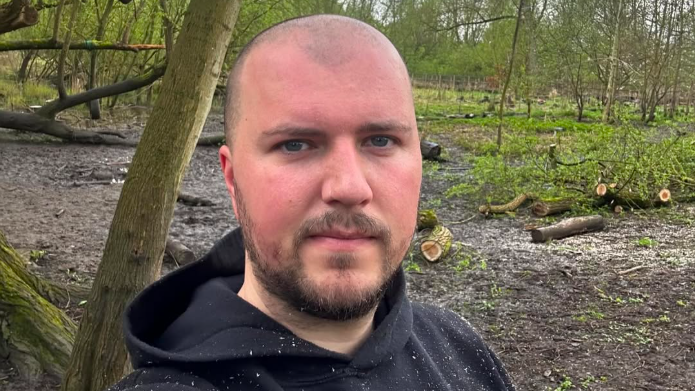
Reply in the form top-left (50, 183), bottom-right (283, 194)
top-left (433, 15), bottom-right (516, 32)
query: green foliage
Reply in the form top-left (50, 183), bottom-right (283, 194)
top-left (29, 249), bottom-right (46, 262)
top-left (445, 117), bottom-right (695, 208)
top-left (637, 237), bottom-right (658, 247)
top-left (554, 376), bottom-right (574, 391)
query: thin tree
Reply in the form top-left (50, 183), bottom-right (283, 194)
top-left (60, 0), bottom-right (242, 390)
top-left (602, 0), bottom-right (623, 123)
top-left (497, 0), bottom-right (525, 149)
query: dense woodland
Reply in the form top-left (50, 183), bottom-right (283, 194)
top-left (0, 1), bottom-right (694, 391)
top-left (3, 0), bottom-right (695, 122)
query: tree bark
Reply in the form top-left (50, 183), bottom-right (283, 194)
top-left (0, 0), bottom-right (39, 35)
top-left (530, 215), bottom-right (605, 242)
top-left (496, 0), bottom-right (525, 148)
top-left (60, 1), bottom-right (242, 391)
top-left (0, 230), bottom-right (77, 380)
top-left (602, 0), bottom-right (623, 123)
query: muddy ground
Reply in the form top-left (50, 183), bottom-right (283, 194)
top-left (0, 113), bottom-right (693, 391)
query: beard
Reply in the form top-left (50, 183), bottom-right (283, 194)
top-left (233, 180), bottom-right (406, 321)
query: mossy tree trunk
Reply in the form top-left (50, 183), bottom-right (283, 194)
top-left (60, 1), bottom-right (242, 391)
top-left (0, 230), bottom-right (77, 380)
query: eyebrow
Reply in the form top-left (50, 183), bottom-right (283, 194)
top-left (260, 120), bottom-right (413, 138)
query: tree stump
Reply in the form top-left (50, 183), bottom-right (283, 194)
top-left (420, 140), bottom-right (441, 160)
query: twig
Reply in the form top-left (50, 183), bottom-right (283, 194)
top-left (95, 130), bottom-right (127, 139)
top-left (444, 215), bottom-right (477, 225)
top-left (616, 265), bottom-right (649, 275)
top-left (71, 180), bottom-right (118, 186)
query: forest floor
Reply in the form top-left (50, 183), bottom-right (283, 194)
top-left (0, 112), bottom-right (694, 391)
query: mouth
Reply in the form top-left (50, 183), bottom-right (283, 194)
top-left (306, 230), bottom-right (377, 251)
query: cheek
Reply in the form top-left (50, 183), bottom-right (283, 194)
top-left (241, 165), bottom-right (315, 236)
top-left (374, 161), bottom-right (421, 231)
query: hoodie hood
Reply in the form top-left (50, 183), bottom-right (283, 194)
top-left (124, 228), bottom-right (413, 376)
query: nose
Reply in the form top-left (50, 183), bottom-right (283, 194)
top-left (321, 141), bottom-right (373, 208)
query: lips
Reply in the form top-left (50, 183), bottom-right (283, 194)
top-left (310, 230), bottom-right (374, 240)
top-left (306, 230), bottom-right (376, 251)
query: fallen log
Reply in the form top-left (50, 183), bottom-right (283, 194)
top-left (531, 199), bottom-right (574, 217)
top-left (530, 215), bottom-right (605, 243)
top-left (165, 238), bottom-right (196, 267)
top-left (420, 140), bottom-right (441, 160)
top-left (479, 193), bottom-right (533, 215)
top-left (177, 192), bottom-right (214, 206)
top-left (419, 225), bottom-right (453, 263)
top-left (0, 39), bottom-right (166, 52)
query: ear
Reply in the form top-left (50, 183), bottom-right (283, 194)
top-left (219, 145), bottom-right (239, 218)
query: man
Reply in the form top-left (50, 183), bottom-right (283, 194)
top-left (109, 15), bottom-right (515, 391)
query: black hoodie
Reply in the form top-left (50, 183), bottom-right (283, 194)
top-left (108, 229), bottom-right (516, 391)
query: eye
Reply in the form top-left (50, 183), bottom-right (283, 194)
top-left (368, 136), bottom-right (394, 148)
top-left (280, 140), bottom-right (310, 153)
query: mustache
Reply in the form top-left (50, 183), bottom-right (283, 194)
top-left (295, 210), bottom-right (391, 242)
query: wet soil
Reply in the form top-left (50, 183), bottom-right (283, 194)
top-left (0, 114), bottom-right (693, 391)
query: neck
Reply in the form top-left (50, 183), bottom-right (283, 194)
top-left (237, 264), bottom-right (375, 356)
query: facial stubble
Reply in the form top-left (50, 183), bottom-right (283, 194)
top-left (233, 180), bottom-right (406, 321)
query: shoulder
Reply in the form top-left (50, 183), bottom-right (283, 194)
top-left (107, 367), bottom-right (218, 391)
top-left (411, 302), bottom-right (480, 338)
top-left (410, 302), bottom-right (517, 391)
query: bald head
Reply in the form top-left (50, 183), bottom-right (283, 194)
top-left (223, 15), bottom-right (410, 147)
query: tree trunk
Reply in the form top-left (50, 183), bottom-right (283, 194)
top-left (0, 0), bottom-right (39, 35)
top-left (17, 50), bottom-right (34, 82)
top-left (60, 1), bottom-right (242, 391)
top-left (602, 0), bottom-right (623, 123)
top-left (496, 0), bottom-right (525, 149)
top-left (0, 230), bottom-right (77, 380)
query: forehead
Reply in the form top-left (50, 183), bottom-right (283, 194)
top-left (236, 35), bottom-right (412, 131)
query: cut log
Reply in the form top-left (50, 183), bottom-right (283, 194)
top-left (531, 199), bottom-right (574, 217)
top-left (595, 183), bottom-right (672, 209)
top-left (420, 140), bottom-right (441, 160)
top-left (417, 209), bottom-right (439, 230)
top-left (0, 230), bottom-right (76, 380)
top-left (479, 193), bottom-right (533, 215)
top-left (0, 0), bottom-right (39, 35)
top-left (419, 225), bottom-right (453, 263)
top-left (164, 238), bottom-right (196, 267)
top-left (530, 215), bottom-right (605, 243)
top-left (177, 192), bottom-right (214, 206)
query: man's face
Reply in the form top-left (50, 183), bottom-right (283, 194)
top-left (220, 35), bottom-right (422, 320)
